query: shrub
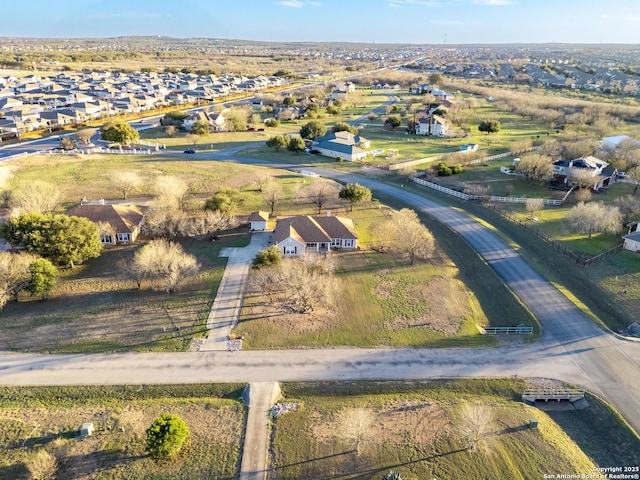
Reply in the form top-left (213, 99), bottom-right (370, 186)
top-left (252, 246), bottom-right (282, 269)
top-left (146, 413), bottom-right (190, 458)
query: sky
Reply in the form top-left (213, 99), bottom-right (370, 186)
top-left (3, 0), bottom-right (640, 44)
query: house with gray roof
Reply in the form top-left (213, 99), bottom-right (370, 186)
top-left (312, 131), bottom-right (369, 161)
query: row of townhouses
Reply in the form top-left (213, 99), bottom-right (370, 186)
top-left (0, 71), bottom-right (287, 137)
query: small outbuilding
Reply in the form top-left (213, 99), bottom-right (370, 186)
top-left (249, 211), bottom-right (269, 231)
top-left (80, 422), bottom-right (94, 437)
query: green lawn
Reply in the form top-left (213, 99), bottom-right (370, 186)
top-left (270, 380), bottom-right (639, 480)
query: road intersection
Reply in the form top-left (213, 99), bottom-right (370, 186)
top-left (1, 125), bottom-right (639, 438)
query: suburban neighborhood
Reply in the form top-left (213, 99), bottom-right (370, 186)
top-left (0, 5), bottom-right (639, 479)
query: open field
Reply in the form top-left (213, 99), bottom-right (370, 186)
top-left (270, 380), bottom-right (640, 479)
top-left (0, 384), bottom-right (245, 480)
top-left (234, 203), bottom-right (538, 349)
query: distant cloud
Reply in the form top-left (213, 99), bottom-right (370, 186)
top-left (471, 0), bottom-right (514, 5)
top-left (387, 0), bottom-right (440, 7)
top-left (274, 0), bottom-right (322, 6)
top-left (275, 0), bottom-right (304, 7)
top-left (85, 12), bottom-right (168, 20)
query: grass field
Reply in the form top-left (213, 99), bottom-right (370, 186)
top-left (0, 232), bottom-right (250, 353)
top-left (0, 384), bottom-right (245, 480)
top-left (234, 203), bottom-right (538, 349)
top-left (270, 380), bottom-right (640, 480)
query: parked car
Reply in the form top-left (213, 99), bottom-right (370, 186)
top-left (257, 128), bottom-right (265, 132)
top-left (183, 149), bottom-right (197, 154)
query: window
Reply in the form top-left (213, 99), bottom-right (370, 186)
top-left (116, 233), bottom-right (130, 243)
top-left (100, 234), bottom-right (113, 244)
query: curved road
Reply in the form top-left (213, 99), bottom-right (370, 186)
top-left (1, 143), bottom-right (639, 435)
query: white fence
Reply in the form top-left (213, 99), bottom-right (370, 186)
top-left (410, 176), bottom-right (563, 206)
top-left (482, 326), bottom-right (533, 334)
top-left (412, 176), bottom-right (470, 199)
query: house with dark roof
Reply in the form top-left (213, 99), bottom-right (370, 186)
top-left (66, 203), bottom-right (148, 244)
top-left (312, 131), bottom-right (369, 162)
top-left (274, 215), bottom-right (358, 256)
top-left (552, 156), bottom-right (617, 190)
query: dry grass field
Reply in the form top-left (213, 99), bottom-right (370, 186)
top-left (0, 384), bottom-right (245, 480)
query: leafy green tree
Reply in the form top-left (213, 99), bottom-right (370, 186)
top-left (287, 136), bottom-right (305, 153)
top-left (300, 120), bottom-right (327, 140)
top-left (164, 111), bottom-right (188, 124)
top-left (252, 245), bottom-right (282, 269)
top-left (384, 116), bottom-right (401, 130)
top-left (101, 122), bottom-right (140, 144)
top-left (437, 162), bottom-right (452, 176)
top-left (478, 119), bottom-right (501, 134)
top-left (146, 413), bottom-right (190, 458)
top-left (264, 118), bottom-right (279, 128)
top-left (266, 135), bottom-right (289, 151)
top-left (282, 96), bottom-right (296, 105)
top-left (28, 258), bottom-right (58, 300)
top-left (204, 188), bottom-right (240, 215)
top-left (1, 213), bottom-right (103, 268)
top-left (326, 105), bottom-right (341, 115)
top-left (191, 120), bottom-right (210, 136)
top-left (339, 183), bottom-right (372, 212)
top-left (332, 121), bottom-right (358, 135)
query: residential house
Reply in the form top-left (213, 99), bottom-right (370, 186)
top-left (312, 131), bottom-right (369, 162)
top-left (415, 114), bottom-right (449, 137)
top-left (274, 215), bottom-right (358, 256)
top-left (622, 222), bottom-right (640, 252)
top-left (66, 203), bottom-right (148, 244)
top-left (552, 156), bottom-right (617, 190)
top-left (249, 211), bottom-right (269, 231)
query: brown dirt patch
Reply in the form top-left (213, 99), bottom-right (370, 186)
top-left (242, 298), bottom-right (336, 336)
top-left (310, 400), bottom-right (451, 451)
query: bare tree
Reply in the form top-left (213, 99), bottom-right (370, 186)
top-left (574, 188), bottom-right (592, 203)
top-left (369, 209), bottom-right (435, 263)
top-left (154, 175), bottom-right (189, 210)
top-left (567, 201), bottom-right (622, 239)
top-left (0, 251), bottom-right (38, 309)
top-left (307, 183), bottom-right (333, 215)
top-left (165, 125), bottom-right (177, 137)
top-left (626, 166), bottom-right (640, 196)
top-left (10, 180), bottom-right (62, 214)
top-left (110, 171), bottom-right (143, 200)
top-left (616, 195), bottom-right (640, 224)
top-left (74, 128), bottom-right (95, 145)
top-left (458, 404), bottom-right (493, 452)
top-left (133, 239), bottom-right (200, 293)
top-left (568, 168), bottom-right (597, 190)
top-left (561, 139), bottom-right (595, 160)
top-left (188, 134), bottom-right (200, 146)
top-left (399, 209), bottom-right (435, 265)
top-left (263, 181), bottom-right (283, 215)
top-left (338, 408), bottom-right (374, 455)
top-left (509, 139), bottom-right (533, 155)
top-left (525, 198), bottom-right (544, 219)
top-left (514, 153), bottom-right (553, 182)
top-left (143, 206), bottom-right (186, 239)
top-left (253, 173), bottom-right (270, 192)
